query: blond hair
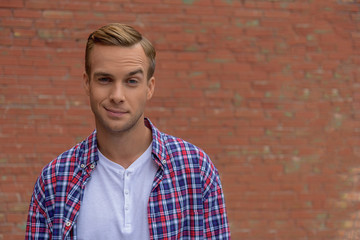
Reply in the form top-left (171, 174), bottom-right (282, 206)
top-left (85, 23), bottom-right (156, 80)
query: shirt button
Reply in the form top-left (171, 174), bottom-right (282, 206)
top-left (124, 190), bottom-right (129, 195)
top-left (162, 160), bottom-right (166, 164)
top-left (65, 221), bottom-right (71, 227)
top-left (90, 164), bottom-right (95, 169)
top-left (80, 164), bottom-right (85, 168)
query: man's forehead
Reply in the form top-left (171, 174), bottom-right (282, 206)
top-left (91, 44), bottom-right (147, 63)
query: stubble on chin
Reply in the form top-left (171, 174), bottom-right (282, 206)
top-left (94, 110), bottom-right (144, 135)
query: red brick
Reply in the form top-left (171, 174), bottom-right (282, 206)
top-left (0, 0), bottom-right (24, 8)
top-left (13, 9), bottom-right (42, 18)
top-left (13, 28), bottom-right (37, 38)
top-left (59, 2), bottom-right (92, 11)
top-left (25, 1), bottom-right (58, 9)
top-left (0, 9), bottom-right (12, 16)
top-left (42, 10), bottom-right (73, 19)
top-left (1, 18), bottom-right (33, 28)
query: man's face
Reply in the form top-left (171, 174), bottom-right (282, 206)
top-left (84, 44), bottom-right (155, 134)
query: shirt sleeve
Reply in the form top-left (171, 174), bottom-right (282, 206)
top-left (203, 173), bottom-right (231, 239)
top-left (201, 154), bottom-right (231, 239)
top-left (25, 174), bottom-right (51, 240)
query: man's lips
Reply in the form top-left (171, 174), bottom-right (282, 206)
top-left (104, 107), bottom-right (128, 117)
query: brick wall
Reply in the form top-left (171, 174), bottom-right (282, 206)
top-left (1, 0), bottom-right (359, 239)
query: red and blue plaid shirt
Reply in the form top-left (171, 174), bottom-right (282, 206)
top-left (26, 118), bottom-right (230, 239)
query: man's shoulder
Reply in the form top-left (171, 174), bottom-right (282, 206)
top-left (148, 119), bottom-right (209, 162)
top-left (155, 129), bottom-right (221, 188)
top-left (156, 129), bottom-right (212, 169)
top-left (149, 119), bottom-right (216, 171)
top-left (161, 132), bottom-right (204, 155)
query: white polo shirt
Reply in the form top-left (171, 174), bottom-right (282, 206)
top-left (76, 142), bottom-right (158, 239)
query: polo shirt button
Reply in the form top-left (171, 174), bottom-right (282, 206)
top-left (65, 221), bottom-right (71, 227)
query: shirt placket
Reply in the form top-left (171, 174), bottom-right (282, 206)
top-left (124, 170), bottom-right (131, 231)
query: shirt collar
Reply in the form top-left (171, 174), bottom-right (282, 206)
top-left (78, 129), bottom-right (99, 170)
top-left (144, 118), bottom-right (168, 169)
top-left (78, 118), bottom-right (168, 170)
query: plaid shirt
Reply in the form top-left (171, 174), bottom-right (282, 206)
top-left (26, 118), bottom-right (230, 239)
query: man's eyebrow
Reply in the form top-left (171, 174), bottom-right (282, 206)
top-left (93, 72), bottom-right (114, 78)
top-left (126, 69), bottom-right (144, 77)
top-left (93, 69), bottom-right (144, 78)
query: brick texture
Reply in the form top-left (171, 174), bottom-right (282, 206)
top-left (1, 0), bottom-right (359, 239)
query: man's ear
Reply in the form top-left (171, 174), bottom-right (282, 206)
top-left (83, 72), bottom-right (90, 96)
top-left (147, 76), bottom-right (155, 100)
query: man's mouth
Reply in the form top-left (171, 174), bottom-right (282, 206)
top-left (104, 107), bottom-right (128, 117)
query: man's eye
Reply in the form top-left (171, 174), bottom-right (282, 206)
top-left (128, 79), bottom-right (138, 85)
top-left (98, 77), bottom-right (111, 83)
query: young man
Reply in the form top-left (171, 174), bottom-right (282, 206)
top-left (26, 23), bottom-right (230, 240)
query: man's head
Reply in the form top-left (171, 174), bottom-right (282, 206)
top-left (85, 23), bottom-right (156, 80)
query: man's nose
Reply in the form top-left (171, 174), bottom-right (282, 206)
top-left (109, 83), bottom-right (125, 103)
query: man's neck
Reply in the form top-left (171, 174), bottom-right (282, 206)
top-left (96, 120), bottom-right (153, 169)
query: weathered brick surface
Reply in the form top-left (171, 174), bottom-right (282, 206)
top-left (1, 0), bottom-right (359, 239)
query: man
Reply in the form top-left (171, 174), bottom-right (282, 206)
top-left (26, 23), bottom-right (230, 240)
